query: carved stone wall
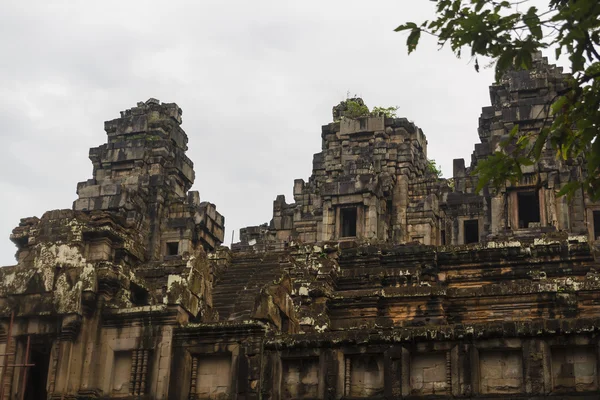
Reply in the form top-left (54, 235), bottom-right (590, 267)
top-left (1, 56), bottom-right (600, 400)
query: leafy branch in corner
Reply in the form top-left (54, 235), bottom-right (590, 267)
top-left (396, 0), bottom-right (600, 200)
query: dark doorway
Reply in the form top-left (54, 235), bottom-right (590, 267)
top-left (464, 219), bottom-right (479, 244)
top-left (594, 211), bottom-right (600, 240)
top-left (440, 230), bottom-right (446, 246)
top-left (340, 208), bottom-right (357, 237)
top-left (23, 346), bottom-right (50, 400)
top-left (166, 241), bottom-right (179, 256)
top-left (517, 191), bottom-right (541, 228)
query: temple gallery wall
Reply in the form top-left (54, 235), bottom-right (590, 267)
top-left (0, 53), bottom-right (599, 399)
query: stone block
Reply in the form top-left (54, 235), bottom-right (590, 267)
top-left (410, 352), bottom-right (448, 395)
top-left (479, 349), bottom-right (523, 394)
top-left (347, 354), bottom-right (384, 397)
top-left (282, 358), bottom-right (319, 398)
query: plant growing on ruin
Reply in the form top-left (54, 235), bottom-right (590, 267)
top-left (344, 99), bottom-right (371, 119)
top-left (395, 0), bottom-right (600, 200)
top-left (335, 95), bottom-right (400, 121)
top-left (371, 106), bottom-right (400, 118)
top-left (427, 159), bottom-right (443, 178)
top-left (447, 177), bottom-right (455, 190)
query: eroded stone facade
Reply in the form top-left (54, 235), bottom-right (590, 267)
top-left (1, 54), bottom-right (600, 400)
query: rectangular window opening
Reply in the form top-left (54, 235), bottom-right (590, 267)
top-left (441, 230), bottom-right (446, 246)
top-left (341, 208), bottom-right (357, 238)
top-left (359, 118), bottom-right (367, 130)
top-left (594, 211), bottom-right (600, 240)
top-left (464, 219), bottom-right (479, 244)
top-left (517, 191), bottom-right (541, 228)
top-left (166, 241), bottom-right (179, 256)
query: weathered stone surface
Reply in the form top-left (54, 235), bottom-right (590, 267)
top-left (1, 56), bottom-right (600, 400)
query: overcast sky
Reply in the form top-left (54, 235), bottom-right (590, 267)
top-left (0, 0), bottom-right (509, 265)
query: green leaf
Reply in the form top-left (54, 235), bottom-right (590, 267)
top-left (406, 29), bottom-right (421, 54)
top-left (394, 22), bottom-right (418, 32)
top-left (394, 0), bottom-right (600, 200)
top-left (523, 7), bottom-right (543, 39)
top-left (495, 51), bottom-right (514, 81)
top-left (557, 181), bottom-right (581, 200)
top-left (533, 129), bottom-right (549, 159)
top-left (551, 96), bottom-right (568, 115)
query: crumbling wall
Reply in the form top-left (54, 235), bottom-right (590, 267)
top-left (236, 103), bottom-right (448, 250)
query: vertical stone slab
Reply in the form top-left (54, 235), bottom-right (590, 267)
top-left (167, 347), bottom-right (191, 400)
top-left (321, 201), bottom-right (334, 241)
top-left (451, 344), bottom-right (472, 397)
top-left (385, 346), bottom-right (402, 398)
top-left (479, 349), bottom-right (524, 394)
top-left (259, 352), bottom-right (277, 400)
top-left (470, 345), bottom-right (480, 397)
top-left (324, 349), bottom-right (340, 400)
top-left (395, 175), bottom-right (409, 242)
top-left (236, 347), bottom-right (249, 398)
top-left (490, 195), bottom-right (505, 234)
top-left (46, 340), bottom-right (60, 395)
top-left (401, 347), bottom-right (410, 397)
top-left (365, 199), bottom-right (378, 240)
top-left (523, 339), bottom-right (549, 395)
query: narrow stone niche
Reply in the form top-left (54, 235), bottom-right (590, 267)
top-left (346, 354), bottom-right (384, 397)
top-left (110, 351), bottom-right (132, 396)
top-left (410, 353), bottom-right (448, 395)
top-left (282, 358), bottom-right (319, 398)
top-left (195, 354), bottom-right (232, 399)
top-left (552, 347), bottom-right (598, 392)
top-left (479, 349), bottom-right (523, 394)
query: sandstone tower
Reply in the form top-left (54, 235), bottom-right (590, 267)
top-left (0, 56), bottom-right (599, 399)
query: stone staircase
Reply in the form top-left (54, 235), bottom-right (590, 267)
top-left (212, 251), bottom-right (290, 321)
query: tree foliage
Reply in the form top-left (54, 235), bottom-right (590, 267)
top-left (371, 106), bottom-right (400, 118)
top-left (335, 97), bottom-right (400, 120)
top-left (344, 99), bottom-right (371, 119)
top-left (427, 159), bottom-right (444, 178)
top-left (396, 0), bottom-right (600, 200)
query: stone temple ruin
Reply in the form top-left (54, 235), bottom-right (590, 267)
top-left (1, 53), bottom-right (600, 399)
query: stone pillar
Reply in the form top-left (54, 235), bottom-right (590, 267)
top-left (395, 175), bottom-right (409, 242)
top-left (47, 340), bottom-right (60, 395)
top-left (451, 344), bottom-right (473, 397)
top-left (539, 188), bottom-right (548, 227)
top-left (490, 194), bottom-right (505, 234)
top-left (324, 349), bottom-right (340, 400)
top-left (188, 356), bottom-right (198, 398)
top-left (557, 191), bottom-right (570, 231)
top-left (523, 339), bottom-right (551, 395)
top-left (154, 325), bottom-right (175, 399)
top-left (167, 346), bottom-right (191, 400)
top-left (320, 200), bottom-right (334, 241)
top-left (344, 356), bottom-right (351, 396)
top-left (446, 349), bottom-right (452, 396)
top-left (470, 346), bottom-right (480, 397)
top-left (77, 311), bottom-right (103, 394)
top-left (384, 346), bottom-right (402, 398)
top-left (364, 196), bottom-right (378, 240)
top-left (545, 188), bottom-right (559, 228)
top-left (400, 347), bottom-right (410, 397)
top-left (0, 332), bottom-right (16, 398)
